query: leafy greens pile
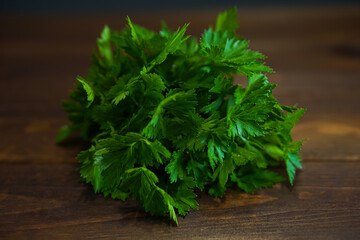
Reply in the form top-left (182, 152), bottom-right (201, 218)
top-left (58, 7), bottom-right (305, 225)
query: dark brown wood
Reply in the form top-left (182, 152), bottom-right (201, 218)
top-left (0, 161), bottom-right (359, 239)
top-left (1, 5), bottom-right (360, 239)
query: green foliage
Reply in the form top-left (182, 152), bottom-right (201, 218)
top-left (59, 8), bottom-right (305, 225)
top-left (230, 164), bottom-right (285, 193)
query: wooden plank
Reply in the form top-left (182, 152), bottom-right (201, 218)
top-left (0, 118), bottom-right (86, 163)
top-left (0, 6), bottom-right (359, 239)
top-left (0, 161), bottom-right (359, 239)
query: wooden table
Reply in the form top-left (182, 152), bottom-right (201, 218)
top-left (1, 6), bottom-right (360, 239)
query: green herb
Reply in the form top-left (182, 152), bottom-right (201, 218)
top-left (59, 7), bottom-right (305, 225)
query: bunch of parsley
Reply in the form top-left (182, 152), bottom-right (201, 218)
top-left (58, 7), bottom-right (305, 225)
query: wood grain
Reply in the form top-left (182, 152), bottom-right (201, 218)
top-left (0, 162), bottom-right (359, 239)
top-left (0, 5), bottom-right (360, 239)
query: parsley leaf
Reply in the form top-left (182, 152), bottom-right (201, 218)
top-left (216, 6), bottom-right (239, 33)
top-left (59, 7), bottom-right (305, 225)
top-left (231, 165), bottom-right (285, 193)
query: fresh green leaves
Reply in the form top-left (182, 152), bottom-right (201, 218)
top-left (285, 140), bottom-right (304, 185)
top-left (142, 90), bottom-right (197, 139)
top-left (119, 167), bottom-right (179, 224)
top-left (97, 25), bottom-right (113, 66)
top-left (228, 74), bottom-right (275, 139)
top-left (59, 7), bottom-right (305, 225)
top-left (200, 29), bottom-right (273, 75)
top-left (76, 76), bottom-right (95, 107)
top-left (216, 6), bottom-right (239, 33)
top-left (154, 23), bottom-right (190, 65)
top-left (231, 165), bottom-right (285, 193)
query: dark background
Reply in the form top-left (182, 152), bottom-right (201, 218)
top-left (1, 0), bottom-right (359, 13)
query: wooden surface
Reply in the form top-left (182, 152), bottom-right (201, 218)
top-left (1, 6), bottom-right (360, 239)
